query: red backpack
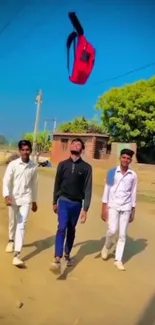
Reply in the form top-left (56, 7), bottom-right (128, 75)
top-left (67, 13), bottom-right (96, 85)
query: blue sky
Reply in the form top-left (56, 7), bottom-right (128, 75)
top-left (0, 0), bottom-right (155, 141)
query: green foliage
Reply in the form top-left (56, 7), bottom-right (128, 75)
top-left (23, 132), bottom-right (52, 152)
top-left (96, 76), bottom-right (155, 146)
top-left (58, 116), bottom-right (106, 134)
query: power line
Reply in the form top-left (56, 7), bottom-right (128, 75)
top-left (0, 20), bottom-right (45, 60)
top-left (1, 4), bottom-right (154, 86)
top-left (92, 61), bottom-right (155, 86)
top-left (0, 5), bottom-right (25, 36)
top-left (0, 2), bottom-right (67, 61)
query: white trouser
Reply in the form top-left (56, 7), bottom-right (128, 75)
top-left (8, 204), bottom-right (31, 253)
top-left (105, 208), bottom-right (131, 262)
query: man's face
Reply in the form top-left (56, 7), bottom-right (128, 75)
top-left (70, 141), bottom-right (82, 155)
top-left (120, 154), bottom-right (132, 168)
top-left (20, 145), bottom-right (31, 161)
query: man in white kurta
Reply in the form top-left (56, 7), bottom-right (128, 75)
top-left (3, 140), bottom-right (38, 267)
top-left (101, 148), bottom-right (137, 271)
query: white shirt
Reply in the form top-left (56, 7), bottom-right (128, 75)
top-left (102, 166), bottom-right (137, 211)
top-left (2, 158), bottom-right (38, 206)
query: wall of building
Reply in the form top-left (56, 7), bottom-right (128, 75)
top-left (51, 135), bottom-right (94, 164)
top-left (110, 142), bottom-right (137, 163)
top-left (94, 136), bottom-right (109, 159)
top-left (51, 134), bottom-right (136, 165)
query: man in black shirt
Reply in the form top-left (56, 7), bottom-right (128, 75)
top-left (51, 137), bottom-right (92, 273)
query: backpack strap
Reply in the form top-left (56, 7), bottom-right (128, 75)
top-left (68, 12), bottom-right (84, 36)
top-left (107, 168), bottom-right (117, 186)
top-left (66, 31), bottom-right (78, 76)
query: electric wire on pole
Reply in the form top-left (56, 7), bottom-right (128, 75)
top-left (32, 90), bottom-right (43, 163)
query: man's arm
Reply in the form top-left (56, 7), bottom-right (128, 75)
top-left (131, 173), bottom-right (138, 208)
top-left (53, 162), bottom-right (63, 205)
top-left (101, 173), bottom-right (110, 221)
top-left (83, 165), bottom-right (92, 212)
top-left (32, 167), bottom-right (39, 203)
top-left (2, 162), bottom-right (14, 201)
top-left (130, 173), bottom-right (138, 222)
top-left (102, 184), bottom-right (110, 204)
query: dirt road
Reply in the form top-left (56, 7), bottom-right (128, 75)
top-left (0, 167), bottom-right (155, 325)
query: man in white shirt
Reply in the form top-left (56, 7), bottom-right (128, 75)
top-left (101, 148), bottom-right (137, 271)
top-left (3, 140), bottom-right (38, 267)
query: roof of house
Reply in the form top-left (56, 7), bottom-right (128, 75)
top-left (53, 132), bottom-right (109, 138)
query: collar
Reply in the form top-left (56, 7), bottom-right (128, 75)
top-left (69, 157), bottom-right (82, 163)
top-left (116, 165), bottom-right (133, 174)
top-left (19, 157), bottom-right (32, 166)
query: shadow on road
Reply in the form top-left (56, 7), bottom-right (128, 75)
top-left (57, 236), bottom-right (147, 280)
top-left (95, 237), bottom-right (148, 262)
top-left (23, 235), bottom-right (55, 262)
top-left (136, 293), bottom-right (155, 325)
top-left (57, 237), bottom-right (105, 280)
top-left (123, 237), bottom-right (148, 263)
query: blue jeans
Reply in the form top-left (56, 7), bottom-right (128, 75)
top-left (55, 200), bottom-right (82, 258)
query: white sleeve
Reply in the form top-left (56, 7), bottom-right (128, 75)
top-left (131, 174), bottom-right (138, 208)
top-left (2, 162), bottom-right (14, 198)
top-left (32, 167), bottom-right (39, 202)
top-left (102, 184), bottom-right (110, 203)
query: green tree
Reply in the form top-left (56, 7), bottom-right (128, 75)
top-left (95, 76), bottom-right (155, 146)
top-left (58, 116), bottom-right (106, 134)
top-left (23, 132), bottom-right (52, 152)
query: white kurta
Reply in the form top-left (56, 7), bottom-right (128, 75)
top-left (102, 166), bottom-right (137, 261)
top-left (3, 158), bottom-right (38, 252)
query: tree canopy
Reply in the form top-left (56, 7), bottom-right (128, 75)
top-left (96, 76), bottom-right (155, 146)
top-left (58, 116), bottom-right (106, 134)
top-left (23, 131), bottom-right (52, 152)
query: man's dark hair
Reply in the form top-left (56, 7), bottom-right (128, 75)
top-left (120, 148), bottom-right (134, 158)
top-left (71, 138), bottom-right (85, 150)
top-left (18, 140), bottom-right (32, 151)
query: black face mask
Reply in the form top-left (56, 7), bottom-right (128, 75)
top-left (70, 150), bottom-right (81, 156)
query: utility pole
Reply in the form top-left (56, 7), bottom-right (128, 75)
top-left (43, 118), bottom-right (57, 135)
top-left (52, 118), bottom-right (57, 134)
top-left (32, 90), bottom-right (43, 163)
top-left (51, 118), bottom-right (57, 141)
top-left (44, 119), bottom-right (47, 133)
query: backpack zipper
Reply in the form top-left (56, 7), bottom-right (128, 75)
top-left (72, 163), bottom-right (75, 173)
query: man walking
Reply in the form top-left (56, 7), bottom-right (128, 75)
top-left (101, 148), bottom-right (137, 271)
top-left (3, 140), bottom-right (38, 267)
top-left (51, 138), bottom-right (92, 273)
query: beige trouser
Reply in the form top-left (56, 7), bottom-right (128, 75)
top-left (8, 204), bottom-right (31, 253)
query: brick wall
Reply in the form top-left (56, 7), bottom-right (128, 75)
top-left (51, 136), bottom-right (137, 165)
top-left (51, 136), bottom-right (94, 164)
top-left (51, 139), bottom-right (70, 163)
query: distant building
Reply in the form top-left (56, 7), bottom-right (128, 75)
top-left (51, 133), bottom-right (110, 164)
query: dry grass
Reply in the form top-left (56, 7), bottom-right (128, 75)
top-left (0, 163), bottom-right (155, 324)
top-left (39, 161), bottom-right (155, 204)
top-left (1, 160), bottom-right (155, 204)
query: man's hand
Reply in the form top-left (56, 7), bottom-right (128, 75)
top-left (53, 204), bottom-right (58, 214)
top-left (31, 202), bottom-right (38, 212)
top-left (5, 196), bottom-right (12, 206)
top-left (80, 210), bottom-right (87, 224)
top-left (129, 207), bottom-right (135, 223)
top-left (101, 203), bottom-right (109, 222)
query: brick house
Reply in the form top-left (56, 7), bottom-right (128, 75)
top-left (51, 133), bottom-right (109, 164)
